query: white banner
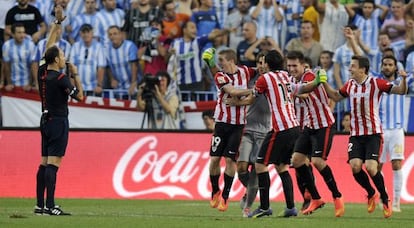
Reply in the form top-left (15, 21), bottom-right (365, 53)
top-left (1, 96), bottom-right (207, 129)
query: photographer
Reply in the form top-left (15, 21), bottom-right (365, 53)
top-left (137, 71), bottom-right (179, 129)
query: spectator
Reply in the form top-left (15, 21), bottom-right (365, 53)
top-left (224, 0), bottom-right (252, 50)
top-left (285, 20), bottom-right (323, 67)
top-left (122, 0), bottom-right (161, 48)
top-left (66, 0), bottom-right (85, 17)
top-left (97, 0), bottom-right (125, 47)
top-left (0, 0), bottom-right (15, 89)
top-left (202, 109), bottom-right (215, 131)
top-left (29, 0), bottom-right (52, 19)
top-left (137, 71), bottom-right (180, 129)
top-left (2, 23), bottom-right (37, 91)
top-left (237, 21), bottom-right (260, 67)
top-left (34, 23), bottom-right (72, 72)
top-left (315, 0), bottom-right (349, 52)
top-left (161, 0), bottom-right (190, 39)
top-left (70, 24), bottom-right (106, 95)
top-left (319, 50), bottom-right (335, 86)
top-left (213, 0), bottom-right (234, 28)
top-left (5, 0), bottom-right (46, 43)
top-left (341, 111), bottom-right (351, 133)
top-left (106, 25), bottom-right (139, 97)
top-left (301, 0), bottom-right (320, 41)
top-left (44, 0), bottom-right (73, 42)
top-left (0, 0), bottom-right (14, 42)
top-left (319, 50), bottom-right (336, 111)
top-left (68, 0), bottom-right (100, 44)
top-left (138, 19), bottom-right (169, 75)
top-left (333, 25), bottom-right (361, 89)
top-left (250, 0), bottom-right (284, 42)
top-left (245, 36), bottom-right (281, 65)
top-left (345, 0), bottom-right (388, 50)
top-left (167, 21), bottom-right (226, 94)
top-left (279, 0), bottom-right (304, 45)
top-left (381, 0), bottom-right (405, 43)
top-left (356, 32), bottom-right (404, 73)
top-left (176, 0), bottom-right (199, 16)
top-left (381, 47), bottom-right (404, 71)
top-left (191, 0), bottom-right (221, 49)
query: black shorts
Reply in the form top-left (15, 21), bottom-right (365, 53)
top-left (41, 116), bottom-right (69, 157)
top-left (294, 125), bottom-right (335, 160)
top-left (256, 127), bottom-right (300, 166)
top-left (348, 134), bottom-right (383, 162)
top-left (210, 122), bottom-right (244, 161)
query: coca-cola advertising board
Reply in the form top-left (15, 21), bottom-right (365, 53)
top-left (1, 130), bottom-right (413, 203)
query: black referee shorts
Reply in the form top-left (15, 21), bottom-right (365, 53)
top-left (41, 116), bottom-right (69, 157)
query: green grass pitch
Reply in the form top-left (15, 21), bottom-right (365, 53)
top-left (0, 198), bottom-right (413, 228)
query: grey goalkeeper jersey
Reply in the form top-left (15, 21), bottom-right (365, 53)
top-left (244, 74), bottom-right (271, 133)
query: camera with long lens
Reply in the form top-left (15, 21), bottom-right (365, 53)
top-left (141, 74), bottom-right (159, 100)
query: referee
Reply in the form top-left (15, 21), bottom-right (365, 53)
top-left (33, 7), bottom-right (84, 214)
top-left (35, 46), bottom-right (84, 216)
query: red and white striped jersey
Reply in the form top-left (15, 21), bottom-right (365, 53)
top-left (339, 76), bottom-right (393, 136)
top-left (255, 71), bottom-right (300, 132)
top-left (214, 65), bottom-right (254, 125)
top-left (291, 76), bottom-right (308, 130)
top-left (294, 97), bottom-right (308, 130)
top-left (300, 71), bottom-right (335, 129)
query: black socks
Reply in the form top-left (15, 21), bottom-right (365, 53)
top-left (45, 164), bottom-right (59, 208)
top-left (36, 165), bottom-right (46, 208)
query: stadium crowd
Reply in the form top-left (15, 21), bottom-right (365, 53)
top-left (1, 0), bottom-right (414, 130)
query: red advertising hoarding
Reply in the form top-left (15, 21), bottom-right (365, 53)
top-left (1, 130), bottom-right (413, 203)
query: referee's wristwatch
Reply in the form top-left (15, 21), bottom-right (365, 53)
top-left (54, 19), bottom-right (61, 25)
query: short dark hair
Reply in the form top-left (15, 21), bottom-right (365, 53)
top-left (286, 50), bottom-right (305, 63)
top-left (256, 51), bottom-right (268, 62)
top-left (383, 47), bottom-right (395, 55)
top-left (265, 50), bottom-right (284, 71)
top-left (44, 46), bottom-right (61, 65)
top-left (320, 50), bottom-right (334, 58)
top-left (304, 57), bottom-right (313, 68)
top-left (162, 0), bottom-right (174, 10)
top-left (363, 0), bottom-right (376, 8)
top-left (381, 55), bottom-right (398, 67)
top-left (80, 23), bottom-right (93, 32)
top-left (155, 71), bottom-right (171, 86)
top-left (107, 25), bottom-right (121, 32)
top-left (11, 23), bottom-right (25, 34)
top-left (181, 21), bottom-right (193, 31)
top-left (351, 55), bottom-right (370, 74)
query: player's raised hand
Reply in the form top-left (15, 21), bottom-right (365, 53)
top-left (315, 69), bottom-right (328, 85)
top-left (202, 48), bottom-right (216, 68)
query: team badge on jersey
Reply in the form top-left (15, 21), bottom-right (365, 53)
top-left (217, 76), bottom-right (226, 84)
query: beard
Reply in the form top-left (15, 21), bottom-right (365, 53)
top-left (18, 1), bottom-right (28, 7)
top-left (381, 70), bottom-right (395, 78)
